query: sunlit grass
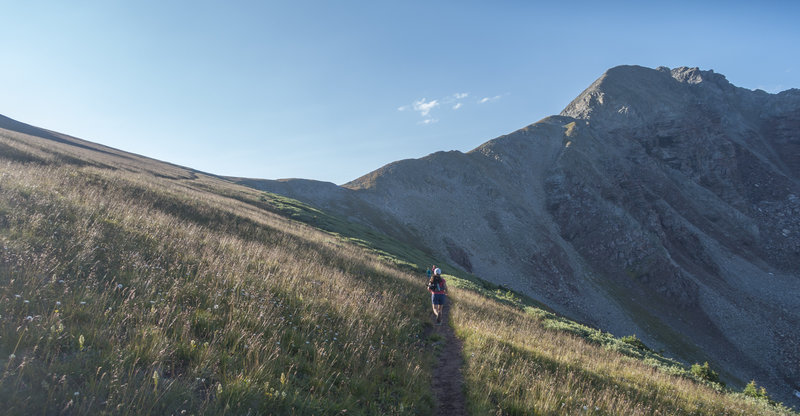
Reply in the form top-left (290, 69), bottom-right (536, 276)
top-left (447, 284), bottom-right (794, 415)
top-left (0, 131), bottom-right (435, 415)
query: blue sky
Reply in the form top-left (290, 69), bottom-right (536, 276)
top-left (1, 1), bottom-right (798, 184)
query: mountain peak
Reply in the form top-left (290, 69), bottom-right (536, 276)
top-left (668, 66), bottom-right (729, 85)
top-left (560, 65), bottom-right (744, 130)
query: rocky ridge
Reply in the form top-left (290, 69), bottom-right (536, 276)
top-left (234, 66), bottom-right (800, 405)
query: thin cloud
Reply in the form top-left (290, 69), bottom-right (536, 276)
top-left (399, 92), bottom-right (470, 124)
top-left (479, 95), bottom-right (502, 104)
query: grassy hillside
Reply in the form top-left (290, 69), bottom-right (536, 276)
top-left (0, 129), bottom-right (435, 414)
top-left (0, 125), bottom-right (795, 415)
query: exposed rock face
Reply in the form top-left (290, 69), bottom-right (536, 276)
top-left (238, 66), bottom-right (800, 404)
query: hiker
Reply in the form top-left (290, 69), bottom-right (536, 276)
top-left (426, 266), bottom-right (432, 279)
top-left (428, 267), bottom-right (447, 325)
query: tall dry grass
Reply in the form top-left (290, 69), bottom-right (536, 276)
top-left (448, 287), bottom-right (793, 415)
top-left (0, 130), bottom-right (437, 415)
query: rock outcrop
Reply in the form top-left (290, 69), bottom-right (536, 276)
top-left (236, 66), bottom-right (800, 404)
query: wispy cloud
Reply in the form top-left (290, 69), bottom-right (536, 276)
top-left (398, 97), bottom-right (441, 123)
top-left (399, 91), bottom-right (500, 124)
top-left (413, 98), bottom-right (439, 117)
top-left (478, 95), bottom-right (502, 104)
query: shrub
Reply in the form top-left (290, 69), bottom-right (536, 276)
top-left (691, 362), bottom-right (720, 384)
top-left (743, 380), bottom-right (770, 401)
top-left (621, 334), bottom-right (651, 351)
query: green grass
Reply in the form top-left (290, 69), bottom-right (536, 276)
top-left (0, 127), bottom-right (796, 415)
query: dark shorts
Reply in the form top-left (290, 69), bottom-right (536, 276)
top-left (431, 293), bottom-right (446, 305)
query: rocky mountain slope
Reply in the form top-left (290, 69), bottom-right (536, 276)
top-left (235, 65), bottom-right (800, 405)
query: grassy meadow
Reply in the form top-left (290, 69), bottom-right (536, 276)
top-left (0, 126), bottom-right (796, 415)
top-left (0, 130), bottom-right (435, 414)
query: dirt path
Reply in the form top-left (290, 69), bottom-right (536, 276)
top-left (431, 301), bottom-right (468, 416)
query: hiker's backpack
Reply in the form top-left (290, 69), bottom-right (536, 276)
top-left (429, 276), bottom-right (443, 292)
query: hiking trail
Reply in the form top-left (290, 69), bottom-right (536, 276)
top-left (431, 302), bottom-right (468, 416)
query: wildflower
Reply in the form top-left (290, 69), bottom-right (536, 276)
top-left (213, 304), bottom-right (219, 309)
top-left (74, 391), bottom-right (80, 396)
top-left (116, 284), bottom-right (123, 289)
top-left (58, 280), bottom-right (64, 284)
top-left (14, 294), bottom-right (21, 298)
top-left (8, 354), bottom-right (15, 360)
top-left (25, 316), bottom-right (33, 321)
top-left (80, 301), bottom-right (86, 305)
top-left (55, 301), bottom-right (61, 305)
top-left (24, 300), bottom-right (30, 304)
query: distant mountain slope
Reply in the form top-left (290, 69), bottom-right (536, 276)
top-left (234, 65), bottom-right (800, 405)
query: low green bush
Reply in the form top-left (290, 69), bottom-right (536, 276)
top-left (691, 361), bottom-right (721, 384)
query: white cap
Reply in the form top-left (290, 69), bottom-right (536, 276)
top-left (434, 268), bottom-right (441, 276)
